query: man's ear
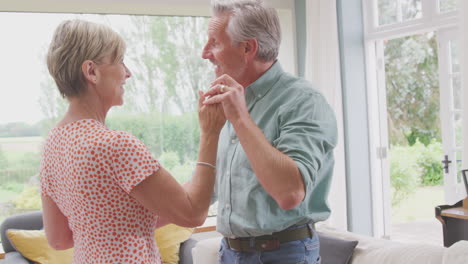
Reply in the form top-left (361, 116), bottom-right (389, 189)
top-left (244, 39), bottom-right (259, 60)
top-left (82, 60), bottom-right (98, 84)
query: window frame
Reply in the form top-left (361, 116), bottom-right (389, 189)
top-left (0, 1), bottom-right (298, 235)
top-left (363, 0), bottom-right (458, 41)
top-left (362, 0), bottom-right (460, 238)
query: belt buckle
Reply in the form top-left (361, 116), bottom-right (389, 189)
top-left (259, 239), bottom-right (280, 251)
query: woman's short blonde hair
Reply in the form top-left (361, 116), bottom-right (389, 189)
top-left (46, 19), bottom-right (126, 98)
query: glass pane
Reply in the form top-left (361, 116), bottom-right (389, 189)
top-left (450, 40), bottom-right (460, 73)
top-left (439, 0), bottom-right (459, 13)
top-left (454, 111), bottom-right (462, 148)
top-left (384, 32), bottom-right (444, 245)
top-left (0, 12), bottom-right (211, 240)
top-left (378, 0), bottom-right (422, 26)
top-left (402, 0), bottom-right (422, 22)
top-left (384, 33), bottom-right (440, 146)
top-left (452, 76), bottom-right (461, 110)
top-left (378, 0), bottom-right (398, 25)
top-left (456, 150), bottom-right (463, 183)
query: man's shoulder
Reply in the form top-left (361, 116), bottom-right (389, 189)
top-left (277, 74), bottom-right (324, 100)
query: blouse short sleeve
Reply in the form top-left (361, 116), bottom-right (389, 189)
top-left (111, 131), bottom-right (160, 194)
top-left (39, 137), bottom-right (53, 197)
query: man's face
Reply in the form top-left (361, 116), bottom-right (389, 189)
top-left (202, 14), bottom-right (246, 81)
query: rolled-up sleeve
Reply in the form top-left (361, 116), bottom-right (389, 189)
top-left (273, 92), bottom-right (338, 190)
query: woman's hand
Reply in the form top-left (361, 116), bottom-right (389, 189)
top-left (198, 90), bottom-right (226, 136)
top-left (202, 74), bottom-right (249, 126)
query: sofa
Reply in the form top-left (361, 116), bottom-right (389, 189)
top-left (191, 225), bottom-right (468, 264)
top-left (3, 212), bottom-right (468, 264)
top-left (0, 211), bottom-right (199, 264)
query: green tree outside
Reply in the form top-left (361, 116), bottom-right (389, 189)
top-left (385, 33), bottom-right (440, 146)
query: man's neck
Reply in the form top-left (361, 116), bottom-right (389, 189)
top-left (240, 60), bottom-right (275, 88)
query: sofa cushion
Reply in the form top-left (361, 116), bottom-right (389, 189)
top-left (191, 236), bottom-right (222, 264)
top-left (179, 238), bottom-right (199, 264)
top-left (5, 224), bottom-right (193, 264)
top-left (6, 229), bottom-right (73, 264)
top-left (0, 211), bottom-right (43, 253)
top-left (154, 224), bottom-right (194, 264)
top-left (442, 240), bottom-right (468, 264)
top-left (4, 251), bottom-right (34, 264)
top-left (317, 227), bottom-right (445, 264)
top-left (318, 232), bottom-right (358, 264)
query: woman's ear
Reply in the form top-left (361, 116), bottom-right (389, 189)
top-left (82, 60), bottom-right (98, 84)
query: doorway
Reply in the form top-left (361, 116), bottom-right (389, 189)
top-left (374, 28), bottom-right (463, 245)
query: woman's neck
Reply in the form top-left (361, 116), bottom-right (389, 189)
top-left (59, 93), bottom-right (109, 126)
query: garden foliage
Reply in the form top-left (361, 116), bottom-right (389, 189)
top-left (390, 140), bottom-right (443, 206)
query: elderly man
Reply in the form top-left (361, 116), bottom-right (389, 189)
top-left (202, 0), bottom-right (338, 263)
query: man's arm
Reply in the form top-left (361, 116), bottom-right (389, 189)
top-left (204, 75), bottom-right (305, 210)
top-left (231, 116), bottom-right (305, 210)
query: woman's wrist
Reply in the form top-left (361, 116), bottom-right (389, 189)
top-left (196, 161), bottom-right (216, 170)
top-left (199, 132), bottom-right (220, 144)
top-left (197, 134), bottom-right (218, 166)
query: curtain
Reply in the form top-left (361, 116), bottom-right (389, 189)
top-left (304, 0), bottom-right (348, 230)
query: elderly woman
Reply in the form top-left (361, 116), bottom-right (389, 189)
top-left (40, 19), bottom-right (225, 264)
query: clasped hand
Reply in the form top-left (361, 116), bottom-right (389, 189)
top-left (203, 74), bottom-right (249, 125)
top-left (198, 90), bottom-right (226, 135)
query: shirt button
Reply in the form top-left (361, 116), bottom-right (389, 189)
top-left (225, 204), bottom-right (231, 209)
top-left (231, 139), bottom-right (236, 144)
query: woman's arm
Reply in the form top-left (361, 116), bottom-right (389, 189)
top-left (130, 132), bottom-right (219, 227)
top-left (130, 92), bottom-right (224, 228)
top-left (41, 195), bottom-right (74, 250)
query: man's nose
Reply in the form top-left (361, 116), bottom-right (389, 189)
top-left (201, 44), bottom-right (210, 59)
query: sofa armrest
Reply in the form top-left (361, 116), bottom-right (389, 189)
top-left (4, 252), bottom-right (33, 264)
top-left (0, 211), bottom-right (43, 254)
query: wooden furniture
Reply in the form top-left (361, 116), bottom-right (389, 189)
top-left (436, 197), bottom-right (468, 247)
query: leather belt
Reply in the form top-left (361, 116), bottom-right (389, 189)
top-left (225, 225), bottom-right (313, 252)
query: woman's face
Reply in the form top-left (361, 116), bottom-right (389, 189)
top-left (95, 55), bottom-right (131, 107)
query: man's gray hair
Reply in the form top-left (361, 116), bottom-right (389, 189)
top-left (211, 0), bottom-right (281, 62)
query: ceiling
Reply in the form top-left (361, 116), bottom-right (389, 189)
top-left (0, 0), bottom-right (294, 16)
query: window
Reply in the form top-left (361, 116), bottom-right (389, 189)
top-left (0, 3), bottom-right (296, 242)
top-left (438, 29), bottom-right (464, 199)
top-left (363, 0), bottom-right (461, 243)
top-left (378, 0), bottom-right (422, 26)
top-left (439, 0), bottom-right (459, 13)
top-left (0, 12), bottom-right (213, 233)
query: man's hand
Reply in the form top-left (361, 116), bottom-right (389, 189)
top-left (203, 74), bottom-right (250, 126)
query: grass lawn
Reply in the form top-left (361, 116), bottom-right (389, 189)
top-left (392, 185), bottom-right (444, 224)
top-left (0, 136), bottom-right (43, 153)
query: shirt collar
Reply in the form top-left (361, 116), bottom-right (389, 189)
top-left (245, 60), bottom-right (284, 103)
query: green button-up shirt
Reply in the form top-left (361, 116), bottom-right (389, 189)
top-left (213, 61), bottom-right (338, 237)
